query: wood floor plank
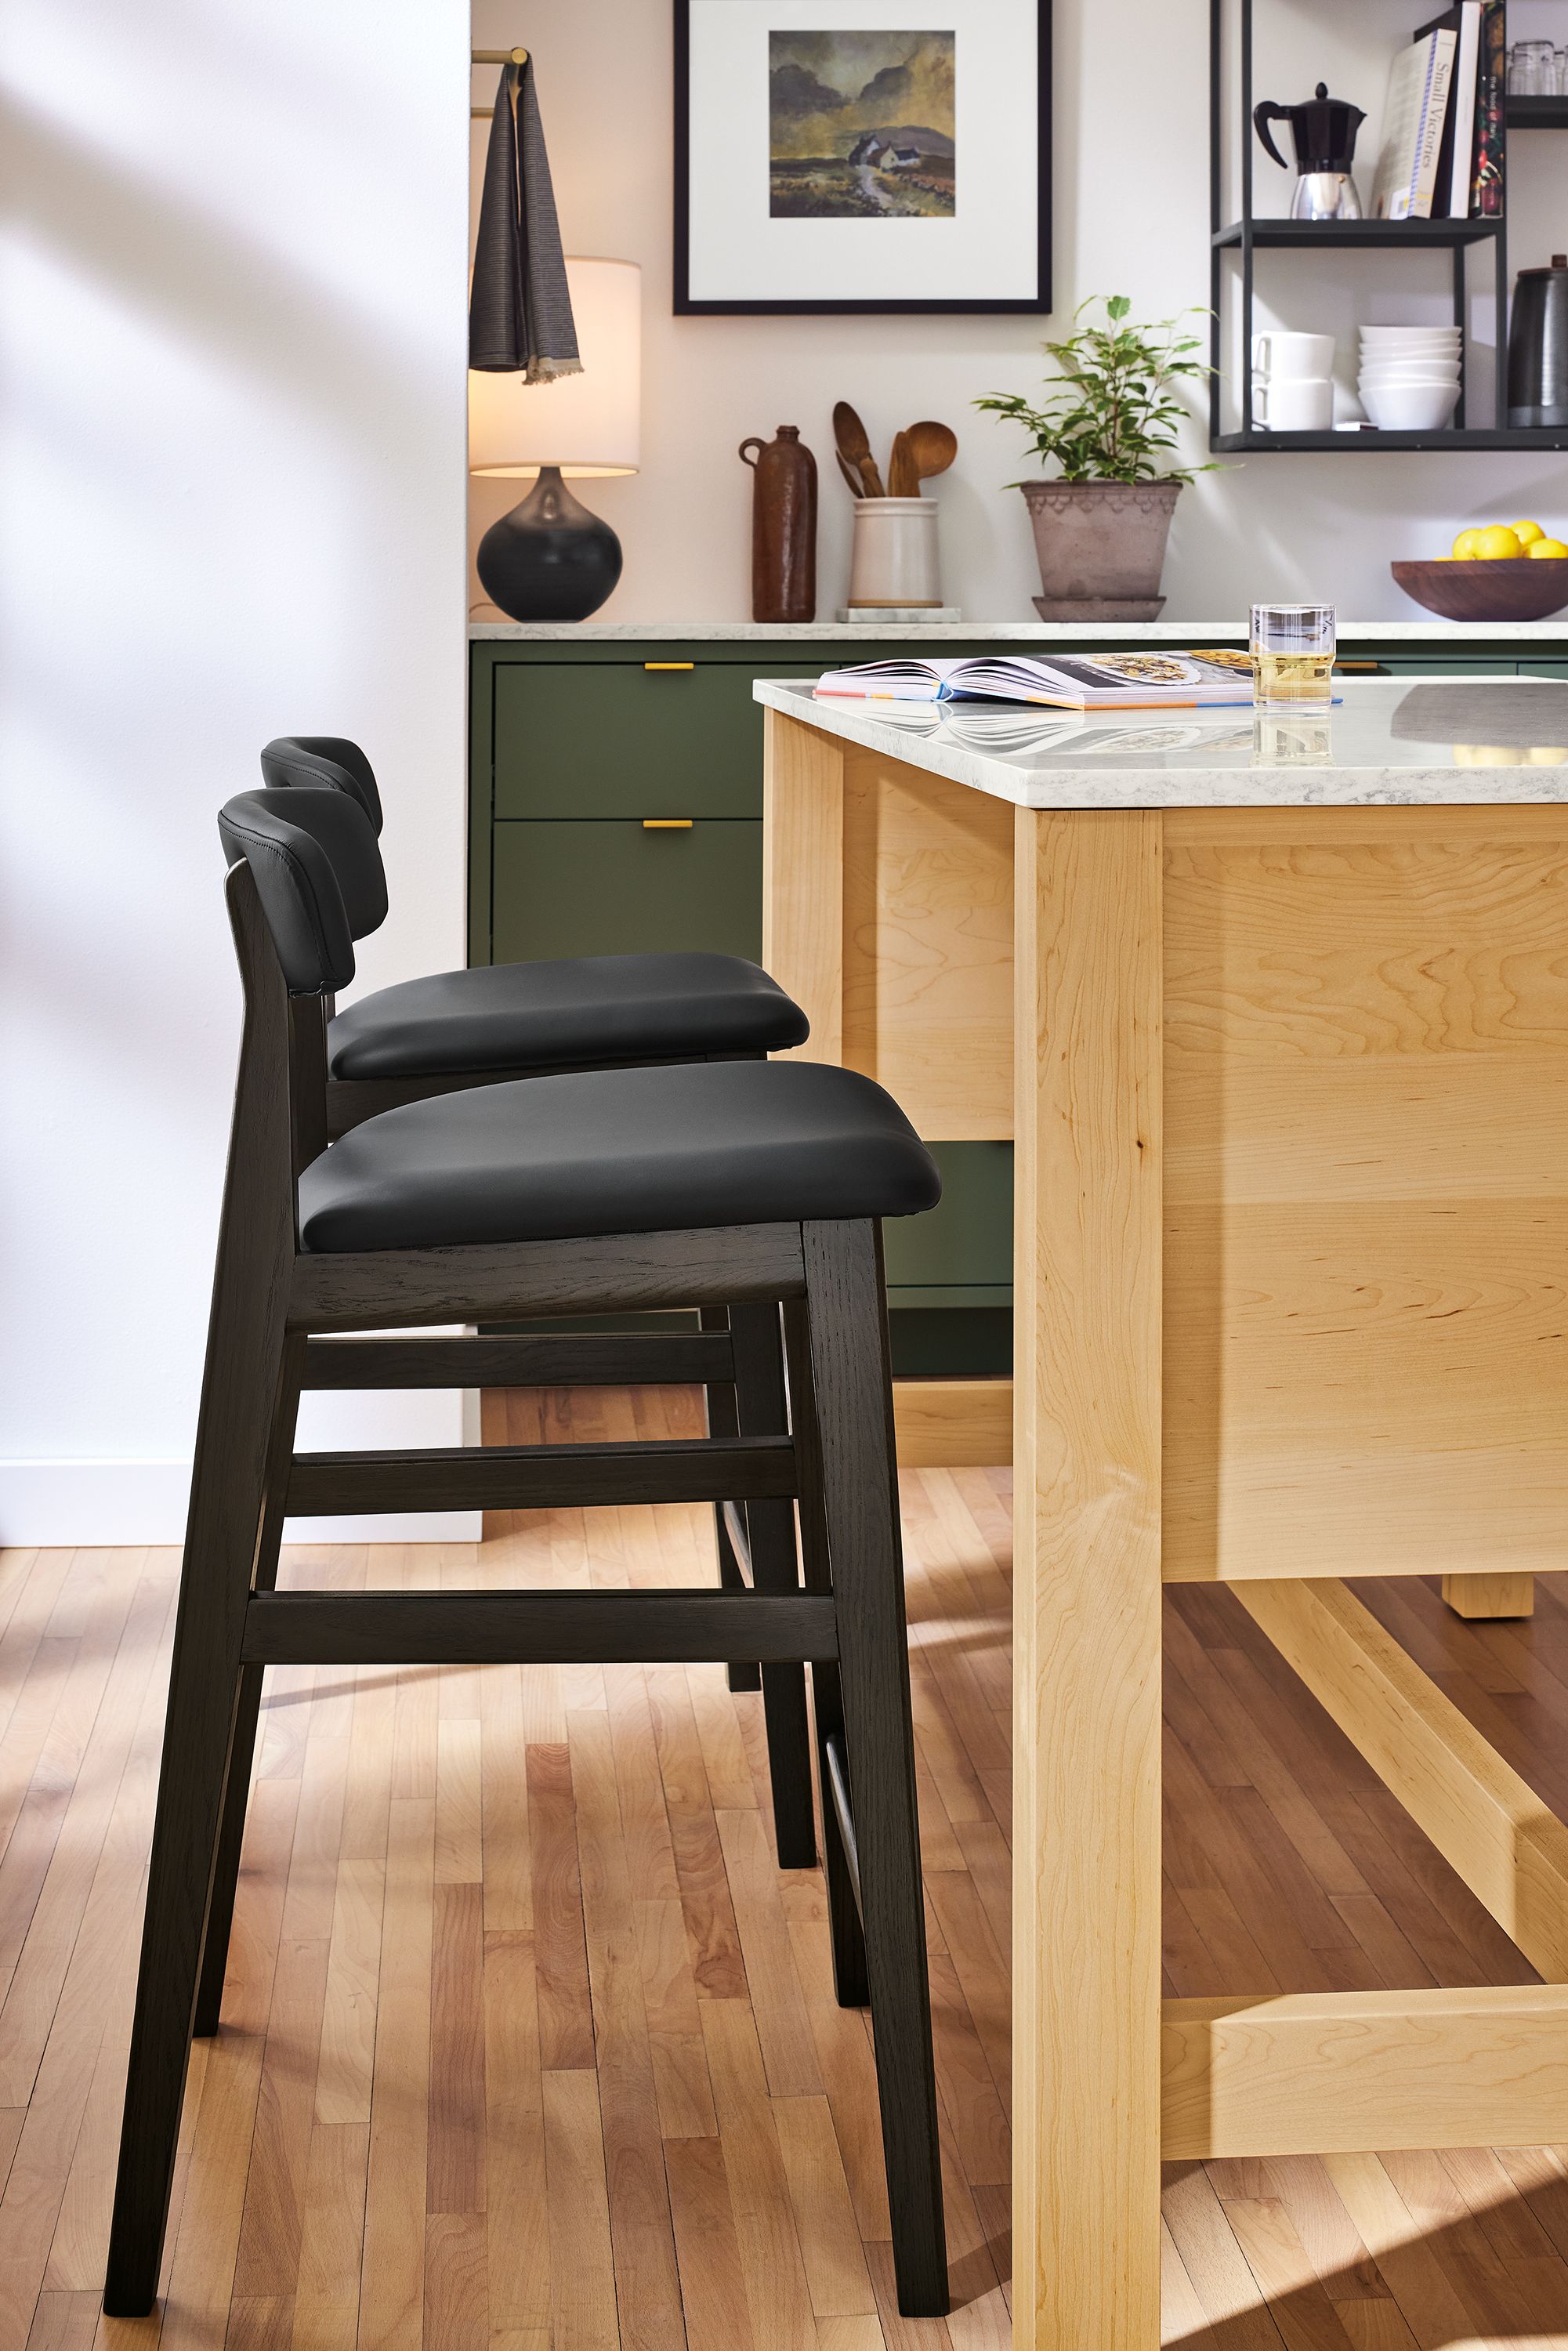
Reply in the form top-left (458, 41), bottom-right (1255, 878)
top-left (422, 2209), bottom-right (485, 2351)
top-left (481, 1929), bottom-right (549, 2341)
top-left (427, 1882), bottom-right (485, 2219)
top-left (525, 1745), bottom-right (595, 2073)
top-left (664, 2134), bottom-right (758, 2351)
top-left (541, 2071), bottom-right (618, 2351)
top-left (770, 2094), bottom-right (876, 2319)
top-left (358, 1796), bottom-right (434, 2351)
top-left (712, 1810), bottom-right (821, 2101)
top-left (566, 1711), bottom-right (685, 2351)
top-left (700, 2000), bottom-right (817, 2351)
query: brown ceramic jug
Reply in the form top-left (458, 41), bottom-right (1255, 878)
top-left (738, 426), bottom-right (817, 623)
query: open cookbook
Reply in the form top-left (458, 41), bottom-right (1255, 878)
top-left (813, 650), bottom-right (1259, 710)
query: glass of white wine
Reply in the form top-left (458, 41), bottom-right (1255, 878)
top-left (1251, 603), bottom-right (1336, 712)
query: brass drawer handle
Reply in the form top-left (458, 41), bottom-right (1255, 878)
top-left (643, 660), bottom-right (695, 671)
top-left (643, 818), bottom-right (693, 829)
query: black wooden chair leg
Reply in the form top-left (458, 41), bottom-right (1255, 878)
top-left (782, 1299), bottom-right (869, 1999)
top-left (193, 1333), bottom-right (306, 2036)
top-left (104, 1326), bottom-right (293, 2313)
top-left (730, 1302), bottom-right (817, 1868)
top-left (800, 1220), bottom-right (948, 2320)
top-left (702, 1306), bottom-right (761, 1692)
top-left (103, 901), bottom-right (297, 2320)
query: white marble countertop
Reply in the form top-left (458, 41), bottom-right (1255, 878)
top-left (753, 675), bottom-right (1568, 808)
top-left (472, 618), bottom-right (1568, 643)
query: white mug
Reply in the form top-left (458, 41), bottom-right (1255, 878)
top-left (1251, 330), bottom-right (1335, 382)
top-left (1254, 376), bottom-right (1334, 430)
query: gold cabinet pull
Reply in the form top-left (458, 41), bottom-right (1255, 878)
top-left (643, 818), bottom-right (693, 829)
top-left (643, 661), bottom-right (695, 671)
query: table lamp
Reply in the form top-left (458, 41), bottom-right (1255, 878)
top-left (469, 257), bottom-right (642, 621)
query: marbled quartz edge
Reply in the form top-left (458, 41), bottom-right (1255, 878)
top-left (752, 675), bottom-right (1568, 810)
top-left (472, 617), bottom-right (1568, 643)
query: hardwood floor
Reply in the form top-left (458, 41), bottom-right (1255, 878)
top-left (5, 1382), bottom-right (1568, 2346)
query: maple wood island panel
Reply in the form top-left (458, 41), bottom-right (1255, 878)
top-left (758, 673), bottom-right (1568, 2351)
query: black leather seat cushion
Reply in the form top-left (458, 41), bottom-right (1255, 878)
top-left (296, 1060), bottom-right (940, 1252)
top-left (327, 951), bottom-right (809, 1079)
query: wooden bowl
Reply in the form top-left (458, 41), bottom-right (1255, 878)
top-left (1392, 556), bottom-right (1568, 621)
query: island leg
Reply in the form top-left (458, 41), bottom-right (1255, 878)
top-left (1013, 806), bottom-right (1165, 2351)
top-left (1442, 1574), bottom-right (1535, 1619)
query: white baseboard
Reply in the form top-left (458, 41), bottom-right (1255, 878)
top-left (0, 1461), bottom-right (479, 1547)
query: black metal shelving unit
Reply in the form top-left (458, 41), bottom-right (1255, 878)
top-left (1508, 92), bottom-right (1568, 128)
top-left (1207, 0), bottom-right (1562, 451)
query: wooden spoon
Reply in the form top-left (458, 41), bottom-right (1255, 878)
top-left (904, 418), bottom-right (958, 487)
top-left (888, 429), bottom-right (918, 497)
top-left (832, 400), bottom-right (885, 498)
top-left (834, 449), bottom-right (867, 499)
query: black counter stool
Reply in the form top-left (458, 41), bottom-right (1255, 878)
top-left (103, 787), bottom-right (948, 2322)
top-left (255, 736), bottom-right (817, 1869)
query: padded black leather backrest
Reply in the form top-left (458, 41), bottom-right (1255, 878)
top-left (259, 735), bottom-right (384, 834)
top-left (244, 754), bottom-right (389, 942)
top-left (218, 788), bottom-right (386, 994)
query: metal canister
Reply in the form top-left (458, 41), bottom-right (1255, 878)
top-left (1508, 255), bottom-right (1568, 428)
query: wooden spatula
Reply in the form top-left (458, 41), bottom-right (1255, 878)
top-left (889, 431), bottom-right (918, 496)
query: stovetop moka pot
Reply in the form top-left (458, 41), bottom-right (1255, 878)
top-left (1508, 255), bottom-right (1568, 428)
top-left (1254, 82), bottom-right (1367, 220)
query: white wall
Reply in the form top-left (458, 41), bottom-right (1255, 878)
top-left (1, 0), bottom-right (473, 1542)
top-left (470, 0), bottom-right (1568, 625)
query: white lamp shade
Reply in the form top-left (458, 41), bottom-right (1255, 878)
top-left (469, 257), bottom-right (641, 478)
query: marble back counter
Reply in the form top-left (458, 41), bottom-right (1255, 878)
top-left (753, 674), bottom-right (1568, 807)
top-left (473, 617), bottom-right (1568, 645)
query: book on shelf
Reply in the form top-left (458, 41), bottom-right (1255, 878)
top-left (1472, 0), bottom-right (1505, 216)
top-left (1417, 2), bottom-right (1482, 217)
top-left (812, 650), bottom-right (1259, 711)
top-left (1371, 24), bottom-right (1457, 218)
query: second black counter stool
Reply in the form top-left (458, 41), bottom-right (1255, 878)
top-left (104, 784), bottom-right (948, 2320)
top-left (253, 735), bottom-right (818, 1863)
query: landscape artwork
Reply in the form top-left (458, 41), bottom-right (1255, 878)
top-left (768, 31), bottom-right (956, 218)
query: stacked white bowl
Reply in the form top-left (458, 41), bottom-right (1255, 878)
top-left (1357, 327), bottom-right (1462, 431)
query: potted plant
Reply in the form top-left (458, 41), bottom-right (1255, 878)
top-left (976, 295), bottom-right (1215, 620)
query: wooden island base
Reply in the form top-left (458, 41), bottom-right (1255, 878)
top-left (762, 702), bottom-right (1568, 2351)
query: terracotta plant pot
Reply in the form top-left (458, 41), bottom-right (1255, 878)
top-left (1019, 478), bottom-right (1183, 621)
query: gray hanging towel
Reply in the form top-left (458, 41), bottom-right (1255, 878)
top-left (469, 58), bottom-right (581, 382)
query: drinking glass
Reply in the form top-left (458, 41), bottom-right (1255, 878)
top-left (1509, 38), bottom-right (1555, 92)
top-left (1251, 603), bottom-right (1336, 710)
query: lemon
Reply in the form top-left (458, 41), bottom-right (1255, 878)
top-left (1451, 527), bottom-right (1483, 560)
top-left (1512, 519), bottom-right (1546, 545)
top-left (1528, 536), bottom-right (1568, 559)
top-left (1476, 524), bottom-right (1525, 560)
top-left (1454, 743), bottom-right (1515, 766)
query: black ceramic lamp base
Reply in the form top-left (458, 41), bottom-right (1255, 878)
top-left (476, 465), bottom-right (623, 622)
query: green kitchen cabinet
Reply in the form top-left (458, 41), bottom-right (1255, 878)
top-left (492, 820), bottom-right (762, 964)
top-left (493, 659), bottom-right (822, 819)
top-left (471, 629), bottom-right (1568, 1371)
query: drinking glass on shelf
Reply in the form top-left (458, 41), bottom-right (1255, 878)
top-left (1509, 38), bottom-right (1555, 92)
top-left (1251, 603), bottom-right (1336, 711)
top-left (1558, 45), bottom-right (1568, 94)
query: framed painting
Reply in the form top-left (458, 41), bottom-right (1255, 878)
top-left (673, 0), bottom-right (1051, 314)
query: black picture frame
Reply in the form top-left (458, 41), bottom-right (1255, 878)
top-left (672, 1), bottom-right (1052, 315)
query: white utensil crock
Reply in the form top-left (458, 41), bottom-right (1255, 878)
top-left (846, 497), bottom-right (943, 609)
